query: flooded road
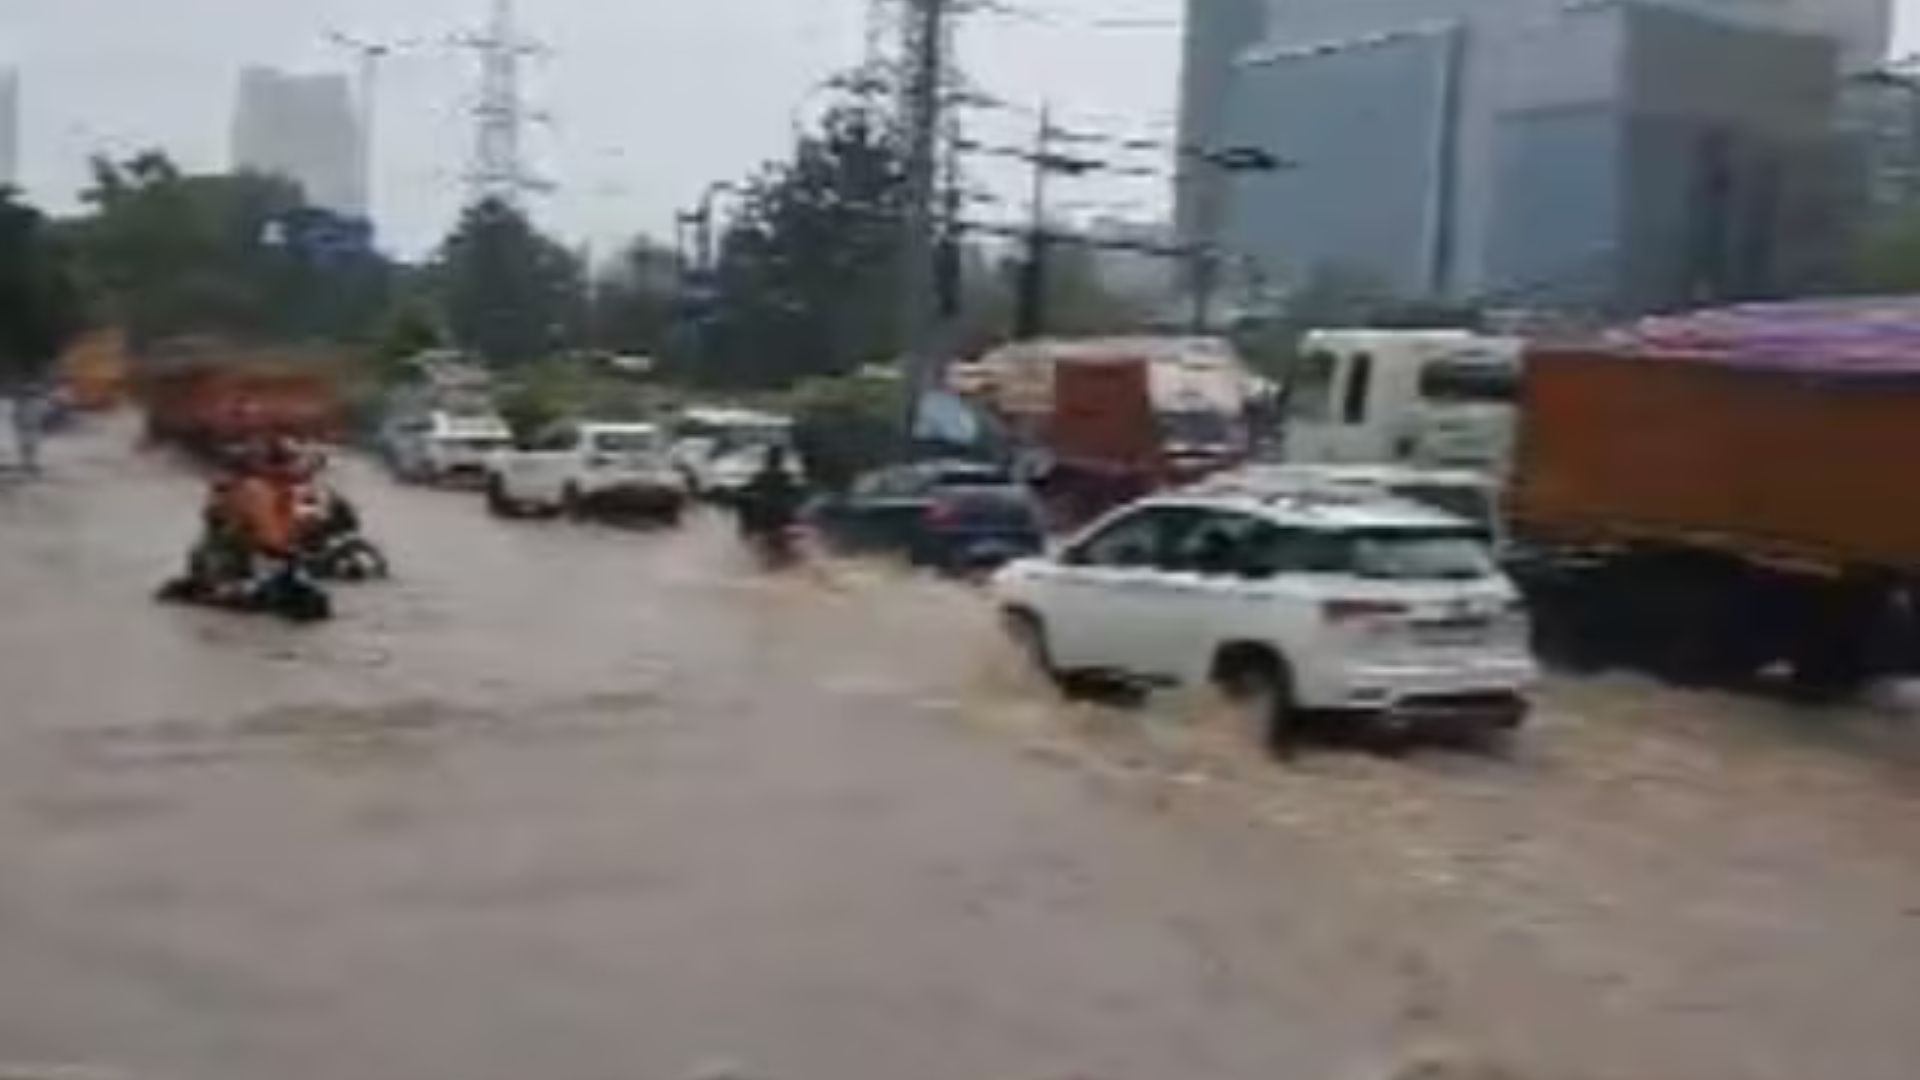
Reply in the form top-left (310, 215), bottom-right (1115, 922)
top-left (3, 420), bottom-right (1919, 1080)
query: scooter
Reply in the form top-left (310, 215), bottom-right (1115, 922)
top-left (155, 556), bottom-right (334, 623)
top-left (735, 487), bottom-right (805, 570)
top-left (295, 489), bottom-right (391, 582)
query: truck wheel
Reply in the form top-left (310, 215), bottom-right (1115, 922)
top-left (1212, 644), bottom-right (1299, 760)
top-left (562, 484), bottom-right (587, 520)
top-left (1788, 580), bottom-right (1883, 701)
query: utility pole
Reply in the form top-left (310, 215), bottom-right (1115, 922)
top-left (1016, 104), bottom-right (1055, 339)
top-left (896, 0), bottom-right (950, 433)
top-left (324, 31), bottom-right (392, 222)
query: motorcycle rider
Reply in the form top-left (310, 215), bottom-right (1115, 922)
top-left (737, 446), bottom-right (802, 552)
top-left (179, 439), bottom-right (302, 600)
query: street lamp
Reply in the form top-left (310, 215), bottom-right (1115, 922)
top-left (1188, 144), bottom-right (1290, 333)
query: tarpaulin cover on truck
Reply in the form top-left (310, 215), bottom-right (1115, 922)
top-left (1613, 297), bottom-right (1920, 376)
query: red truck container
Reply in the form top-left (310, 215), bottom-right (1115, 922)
top-left (139, 344), bottom-right (347, 456)
top-left (961, 337), bottom-right (1255, 524)
top-left (1513, 305), bottom-right (1920, 694)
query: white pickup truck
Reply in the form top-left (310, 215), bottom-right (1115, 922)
top-left (485, 420), bottom-right (688, 524)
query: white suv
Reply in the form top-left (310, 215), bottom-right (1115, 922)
top-left (486, 421), bottom-right (688, 524)
top-left (992, 489), bottom-right (1537, 749)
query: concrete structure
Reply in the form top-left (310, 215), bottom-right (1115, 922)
top-left (0, 69), bottom-right (18, 188)
top-left (231, 67), bottom-right (363, 217)
top-left (1185, 0), bottom-right (1866, 314)
top-left (1174, 0), bottom-right (1266, 244)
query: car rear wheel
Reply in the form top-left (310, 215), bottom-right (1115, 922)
top-left (486, 476), bottom-right (520, 518)
top-left (1212, 645), bottom-right (1299, 760)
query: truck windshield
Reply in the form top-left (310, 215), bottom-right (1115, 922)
top-left (1287, 351), bottom-right (1339, 421)
top-left (1159, 409), bottom-right (1235, 448)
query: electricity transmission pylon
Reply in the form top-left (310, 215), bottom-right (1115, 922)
top-left (456, 0), bottom-right (548, 206)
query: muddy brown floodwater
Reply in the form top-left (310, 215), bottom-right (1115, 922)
top-left (3, 419), bottom-right (1920, 1080)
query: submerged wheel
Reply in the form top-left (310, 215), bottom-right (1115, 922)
top-left (1212, 645), bottom-right (1299, 759)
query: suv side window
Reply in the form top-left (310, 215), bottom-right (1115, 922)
top-left (857, 467), bottom-right (922, 500)
top-left (1166, 511), bottom-right (1250, 576)
top-left (1072, 507), bottom-right (1199, 569)
top-left (1163, 512), bottom-right (1354, 580)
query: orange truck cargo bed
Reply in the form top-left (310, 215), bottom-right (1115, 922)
top-left (1513, 348), bottom-right (1920, 573)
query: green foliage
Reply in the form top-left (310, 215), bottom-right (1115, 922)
top-left (785, 372), bottom-right (904, 491)
top-left (67, 151), bottom-right (390, 348)
top-left (371, 301), bottom-right (443, 383)
top-left (495, 377), bottom-right (568, 444)
top-left (438, 198), bottom-right (586, 366)
top-left (692, 103), bottom-right (908, 389)
top-left (0, 188), bottom-right (87, 384)
top-left (491, 355), bottom-right (668, 442)
top-left (1850, 210), bottom-right (1920, 293)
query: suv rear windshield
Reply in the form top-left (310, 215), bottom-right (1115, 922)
top-left (1329, 528), bottom-right (1493, 581)
top-left (594, 431), bottom-right (662, 454)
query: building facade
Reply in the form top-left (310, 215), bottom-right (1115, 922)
top-left (1174, 0), bottom-right (1267, 244)
top-left (231, 67), bottom-right (363, 218)
top-left (1184, 0), bottom-right (1886, 314)
top-left (0, 69), bottom-right (18, 188)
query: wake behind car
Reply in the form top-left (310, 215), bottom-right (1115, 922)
top-left (992, 487), bottom-right (1536, 752)
top-left (807, 460), bottom-right (1045, 573)
top-left (486, 420), bottom-right (687, 524)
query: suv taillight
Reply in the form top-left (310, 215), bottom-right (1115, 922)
top-left (1322, 598), bottom-right (1409, 624)
top-left (924, 499), bottom-right (961, 528)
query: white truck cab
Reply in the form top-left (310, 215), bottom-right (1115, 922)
top-left (1287, 330), bottom-right (1521, 472)
top-left (669, 407), bottom-right (801, 499)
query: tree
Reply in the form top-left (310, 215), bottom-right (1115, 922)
top-left (0, 188), bottom-right (87, 387)
top-left (67, 151), bottom-right (389, 348)
top-left (437, 197), bottom-right (585, 365)
top-left (694, 103), bottom-right (908, 388)
top-left (1850, 209), bottom-right (1920, 293)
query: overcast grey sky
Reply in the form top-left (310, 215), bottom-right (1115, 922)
top-left (0, 0), bottom-right (1185, 257)
top-left (1, 0), bottom-right (1913, 258)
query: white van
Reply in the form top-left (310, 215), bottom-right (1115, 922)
top-left (1286, 330), bottom-right (1521, 472)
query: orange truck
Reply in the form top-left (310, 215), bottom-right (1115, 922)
top-left (58, 329), bottom-right (132, 411)
top-left (140, 347), bottom-right (346, 456)
top-left (1511, 303), bottom-right (1920, 694)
